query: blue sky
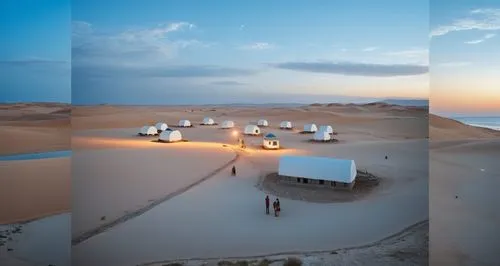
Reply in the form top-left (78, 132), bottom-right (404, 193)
top-left (0, 0), bottom-right (70, 103)
top-left (71, 0), bottom-right (429, 105)
top-left (430, 0), bottom-right (500, 116)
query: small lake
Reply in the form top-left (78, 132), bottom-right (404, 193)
top-left (0, 150), bottom-right (72, 161)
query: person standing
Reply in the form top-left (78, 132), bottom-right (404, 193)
top-left (265, 196), bottom-right (270, 214)
top-left (276, 198), bottom-right (281, 217)
top-left (273, 200), bottom-right (277, 217)
top-left (231, 165), bottom-right (236, 176)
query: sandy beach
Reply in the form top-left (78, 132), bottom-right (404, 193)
top-left (70, 103), bottom-right (429, 266)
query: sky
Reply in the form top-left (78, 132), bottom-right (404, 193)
top-left (430, 0), bottom-right (500, 117)
top-left (71, 0), bottom-right (429, 105)
top-left (0, 0), bottom-right (70, 103)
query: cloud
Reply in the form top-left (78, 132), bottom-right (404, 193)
top-left (384, 48), bottom-right (428, 58)
top-left (362, 47), bottom-right (379, 52)
top-left (73, 64), bottom-right (258, 79)
top-left (239, 42), bottom-right (274, 50)
top-left (72, 20), bottom-right (204, 67)
top-left (210, 81), bottom-right (247, 86)
top-left (464, 33), bottom-right (496, 44)
top-left (239, 24), bottom-right (245, 30)
top-left (0, 58), bottom-right (69, 66)
top-left (431, 8), bottom-right (500, 38)
top-left (270, 61), bottom-right (428, 77)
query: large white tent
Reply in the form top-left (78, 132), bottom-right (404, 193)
top-left (203, 117), bottom-right (215, 125)
top-left (178, 119), bottom-right (191, 127)
top-left (155, 122), bottom-right (168, 132)
top-left (221, 120), bottom-right (235, 129)
top-left (159, 130), bottom-right (182, 142)
top-left (244, 125), bottom-right (261, 135)
top-left (280, 121), bottom-right (293, 129)
top-left (303, 123), bottom-right (318, 133)
top-left (278, 155), bottom-right (357, 184)
top-left (313, 131), bottom-right (331, 141)
top-left (257, 119), bottom-right (269, 127)
top-left (139, 126), bottom-right (157, 136)
top-left (319, 125), bottom-right (333, 134)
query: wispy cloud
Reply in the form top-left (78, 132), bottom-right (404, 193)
top-left (270, 61), bottom-right (428, 77)
top-left (0, 58), bottom-right (69, 66)
top-left (362, 46), bottom-right (379, 52)
top-left (464, 33), bottom-right (496, 44)
top-left (239, 42), bottom-right (274, 50)
top-left (210, 80), bottom-right (247, 86)
top-left (431, 8), bottom-right (500, 38)
top-left (384, 48), bottom-right (428, 58)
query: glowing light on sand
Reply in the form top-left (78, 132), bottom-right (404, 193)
top-left (232, 130), bottom-right (239, 137)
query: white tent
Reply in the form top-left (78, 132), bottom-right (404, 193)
top-left (159, 130), bottom-right (182, 142)
top-left (178, 119), bottom-right (191, 127)
top-left (313, 131), bottom-right (331, 141)
top-left (155, 122), bottom-right (168, 132)
top-left (139, 125), bottom-right (157, 136)
top-left (319, 125), bottom-right (333, 134)
top-left (278, 155), bottom-right (357, 184)
top-left (303, 123), bottom-right (318, 132)
top-left (280, 121), bottom-right (293, 129)
top-left (244, 125), bottom-right (261, 135)
top-left (263, 133), bottom-right (280, 149)
top-left (221, 120), bottom-right (235, 129)
top-left (257, 119), bottom-right (269, 127)
top-left (203, 117), bottom-right (215, 125)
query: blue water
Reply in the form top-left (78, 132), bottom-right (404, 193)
top-left (0, 150), bottom-right (72, 161)
top-left (454, 117), bottom-right (500, 131)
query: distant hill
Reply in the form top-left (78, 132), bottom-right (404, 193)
top-left (381, 99), bottom-right (429, 107)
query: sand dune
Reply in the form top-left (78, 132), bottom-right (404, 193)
top-left (429, 114), bottom-right (500, 140)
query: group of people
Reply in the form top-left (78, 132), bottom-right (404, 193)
top-left (265, 195), bottom-right (281, 217)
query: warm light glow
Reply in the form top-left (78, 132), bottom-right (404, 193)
top-left (232, 130), bottom-right (239, 137)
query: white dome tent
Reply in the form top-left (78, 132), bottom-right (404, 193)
top-left (155, 122), bottom-right (168, 132)
top-left (257, 119), bottom-right (269, 127)
top-left (139, 125), bottom-right (158, 136)
top-left (303, 123), bottom-right (318, 133)
top-left (202, 117), bottom-right (215, 125)
top-left (313, 131), bottom-right (331, 142)
top-left (159, 130), bottom-right (182, 143)
top-left (280, 121), bottom-right (293, 129)
top-left (319, 125), bottom-right (333, 134)
top-left (221, 120), bottom-right (235, 129)
top-left (178, 119), bottom-right (192, 127)
top-left (244, 125), bottom-right (261, 135)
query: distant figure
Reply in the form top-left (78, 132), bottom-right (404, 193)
top-left (231, 166), bottom-right (236, 176)
top-left (265, 196), bottom-right (270, 214)
top-left (276, 198), bottom-right (281, 217)
top-left (273, 200), bottom-right (277, 217)
top-left (385, 155), bottom-right (388, 160)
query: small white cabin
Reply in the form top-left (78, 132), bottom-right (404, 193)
top-left (303, 123), bottom-right (318, 133)
top-left (313, 131), bottom-right (331, 141)
top-left (159, 130), bottom-right (182, 142)
top-left (319, 125), bottom-right (333, 134)
top-left (203, 117), bottom-right (215, 125)
top-left (221, 120), bottom-right (235, 129)
top-left (280, 121), bottom-right (293, 129)
top-left (244, 125), bottom-right (261, 135)
top-left (155, 122), bottom-right (168, 132)
top-left (263, 133), bottom-right (280, 149)
top-left (139, 125), bottom-right (157, 136)
top-left (257, 119), bottom-right (269, 127)
top-left (178, 119), bottom-right (192, 127)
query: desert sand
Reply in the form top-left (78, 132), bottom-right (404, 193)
top-left (70, 103), bottom-right (429, 266)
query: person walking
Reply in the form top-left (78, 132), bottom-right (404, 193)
top-left (231, 165), bottom-right (236, 176)
top-left (276, 198), bottom-right (281, 217)
top-left (273, 200), bottom-right (277, 217)
top-left (265, 196), bottom-right (270, 214)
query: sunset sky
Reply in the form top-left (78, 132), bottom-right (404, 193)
top-left (70, 0), bottom-right (429, 105)
top-left (430, 0), bottom-right (500, 117)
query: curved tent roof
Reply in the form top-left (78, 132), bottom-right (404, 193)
top-left (264, 133), bottom-right (277, 139)
top-left (279, 156), bottom-right (357, 183)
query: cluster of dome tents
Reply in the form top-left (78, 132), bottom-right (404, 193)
top-left (138, 117), bottom-right (337, 145)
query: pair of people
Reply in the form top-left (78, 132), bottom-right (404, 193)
top-left (265, 196), bottom-right (280, 217)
